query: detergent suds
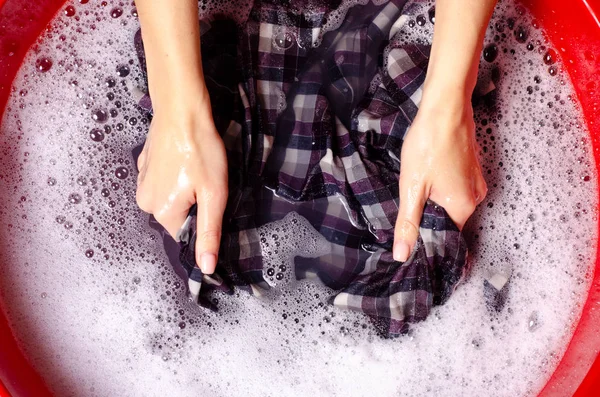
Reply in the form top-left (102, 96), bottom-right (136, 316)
top-left (0, 1), bottom-right (597, 396)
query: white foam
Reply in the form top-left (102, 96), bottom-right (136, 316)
top-left (258, 212), bottom-right (331, 286)
top-left (0, 1), bottom-right (597, 396)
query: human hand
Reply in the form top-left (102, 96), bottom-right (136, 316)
top-left (136, 95), bottom-right (228, 274)
top-left (392, 96), bottom-right (487, 262)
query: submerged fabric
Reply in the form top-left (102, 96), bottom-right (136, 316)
top-left (134, 0), bottom-right (470, 337)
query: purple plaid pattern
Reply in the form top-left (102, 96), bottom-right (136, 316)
top-left (134, 0), bottom-right (469, 337)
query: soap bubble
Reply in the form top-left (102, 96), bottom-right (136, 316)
top-left (115, 167), bottom-right (129, 180)
top-left (110, 8), bottom-right (123, 18)
top-left (35, 58), bottom-right (53, 73)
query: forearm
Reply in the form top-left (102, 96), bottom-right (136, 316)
top-left (422, 0), bottom-right (497, 108)
top-left (136, 0), bottom-right (207, 112)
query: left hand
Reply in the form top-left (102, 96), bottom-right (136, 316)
top-left (136, 92), bottom-right (229, 274)
top-left (392, 95), bottom-right (487, 262)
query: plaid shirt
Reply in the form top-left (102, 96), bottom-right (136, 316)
top-left (135, 0), bottom-right (469, 337)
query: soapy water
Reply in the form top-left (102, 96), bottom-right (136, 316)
top-left (0, 0), bottom-right (597, 396)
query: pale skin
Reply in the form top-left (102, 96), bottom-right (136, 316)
top-left (135, 0), bottom-right (496, 274)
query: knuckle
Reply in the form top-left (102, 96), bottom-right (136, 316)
top-left (474, 180), bottom-right (488, 203)
top-left (197, 229), bottom-right (222, 245)
top-left (137, 150), bottom-right (147, 171)
top-left (198, 185), bottom-right (229, 203)
top-left (135, 191), bottom-right (152, 213)
top-left (399, 173), bottom-right (421, 188)
top-left (480, 186), bottom-right (489, 201)
top-left (213, 185), bottom-right (229, 201)
top-left (136, 154), bottom-right (144, 169)
top-left (396, 218), bottom-right (420, 241)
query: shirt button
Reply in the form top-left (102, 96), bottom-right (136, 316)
top-left (273, 30), bottom-right (296, 50)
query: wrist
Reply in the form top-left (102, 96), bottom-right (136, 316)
top-left (417, 84), bottom-right (474, 131)
top-left (150, 80), bottom-right (211, 116)
top-left (423, 74), bottom-right (473, 102)
top-left (420, 88), bottom-right (470, 118)
top-left (145, 54), bottom-right (209, 108)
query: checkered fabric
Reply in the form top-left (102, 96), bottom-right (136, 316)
top-left (134, 0), bottom-right (470, 337)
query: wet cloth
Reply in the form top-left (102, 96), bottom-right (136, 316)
top-left (134, 0), bottom-right (470, 337)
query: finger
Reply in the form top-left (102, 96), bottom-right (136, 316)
top-left (443, 191), bottom-right (477, 231)
top-left (195, 186), bottom-right (228, 274)
top-left (153, 200), bottom-right (190, 241)
top-left (444, 171), bottom-right (487, 230)
top-left (394, 179), bottom-right (427, 262)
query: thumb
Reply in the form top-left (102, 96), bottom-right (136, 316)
top-left (195, 187), bottom-right (227, 274)
top-left (393, 180), bottom-right (427, 262)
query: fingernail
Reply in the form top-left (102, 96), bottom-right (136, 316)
top-left (198, 253), bottom-right (217, 274)
top-left (393, 240), bottom-right (410, 262)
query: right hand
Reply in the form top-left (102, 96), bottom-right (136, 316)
top-left (136, 92), bottom-right (228, 274)
top-left (393, 94), bottom-right (487, 262)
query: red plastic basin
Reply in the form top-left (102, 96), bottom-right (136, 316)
top-left (0, 0), bottom-right (599, 396)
